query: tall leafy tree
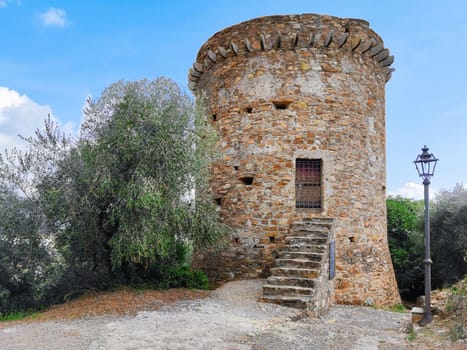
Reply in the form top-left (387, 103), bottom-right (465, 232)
top-left (430, 184), bottom-right (467, 288)
top-left (0, 78), bottom-right (225, 309)
top-left (388, 187), bottom-right (467, 300)
top-left (0, 184), bottom-right (53, 313)
top-left (42, 78), bottom-right (225, 283)
top-left (0, 116), bottom-right (70, 312)
top-left (387, 197), bottom-right (424, 300)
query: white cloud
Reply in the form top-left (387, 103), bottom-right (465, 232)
top-left (389, 181), bottom-right (440, 200)
top-left (40, 8), bottom-right (67, 27)
top-left (389, 182), bottom-right (424, 200)
top-left (0, 87), bottom-right (55, 152)
top-left (0, 86), bottom-right (27, 108)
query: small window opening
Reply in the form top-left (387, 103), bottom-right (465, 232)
top-left (245, 106), bottom-right (253, 113)
top-left (295, 159), bottom-right (322, 209)
top-left (214, 198), bottom-right (222, 206)
top-left (269, 236), bottom-right (275, 243)
top-left (349, 236), bottom-right (356, 243)
top-left (240, 176), bottom-right (254, 185)
top-left (233, 166), bottom-right (239, 171)
top-left (211, 114), bottom-right (217, 122)
top-left (272, 100), bottom-right (292, 110)
top-left (233, 237), bottom-right (239, 244)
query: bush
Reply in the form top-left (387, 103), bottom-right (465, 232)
top-left (159, 265), bottom-right (209, 290)
top-left (40, 265), bottom-right (113, 307)
top-left (128, 265), bottom-right (209, 290)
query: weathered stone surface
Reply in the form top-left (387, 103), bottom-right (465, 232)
top-left (368, 42), bottom-right (385, 57)
top-left (380, 55), bottom-right (395, 67)
top-left (207, 49), bottom-right (217, 63)
top-left (190, 13), bottom-right (400, 308)
top-left (358, 38), bottom-right (374, 53)
top-left (338, 32), bottom-right (349, 47)
top-left (374, 48), bottom-right (390, 62)
top-left (218, 46), bottom-right (228, 58)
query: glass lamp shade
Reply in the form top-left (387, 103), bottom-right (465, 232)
top-left (414, 145), bottom-right (438, 179)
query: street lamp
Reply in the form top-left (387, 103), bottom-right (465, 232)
top-left (413, 145), bottom-right (438, 326)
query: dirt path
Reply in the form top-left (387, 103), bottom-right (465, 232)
top-left (0, 280), bottom-right (413, 349)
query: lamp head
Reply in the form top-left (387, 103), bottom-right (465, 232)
top-left (414, 145), bottom-right (438, 181)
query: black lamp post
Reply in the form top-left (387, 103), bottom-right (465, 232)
top-left (413, 145), bottom-right (438, 326)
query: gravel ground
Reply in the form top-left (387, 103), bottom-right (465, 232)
top-left (0, 280), bottom-right (412, 350)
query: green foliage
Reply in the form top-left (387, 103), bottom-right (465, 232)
top-left (41, 78), bottom-right (225, 289)
top-left (388, 187), bottom-right (467, 300)
top-left (67, 79), bottom-right (225, 273)
top-left (0, 311), bottom-right (33, 322)
top-left (388, 303), bottom-right (407, 313)
top-left (151, 265), bottom-right (209, 290)
top-left (407, 328), bottom-right (417, 342)
top-left (0, 77), bottom-right (225, 312)
top-left (430, 184), bottom-right (467, 289)
top-left (387, 197), bottom-right (423, 237)
top-left (387, 197), bottom-right (425, 300)
top-left (449, 323), bottom-right (465, 342)
top-left (0, 184), bottom-right (54, 314)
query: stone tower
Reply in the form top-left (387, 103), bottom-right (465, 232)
top-left (189, 14), bottom-right (400, 308)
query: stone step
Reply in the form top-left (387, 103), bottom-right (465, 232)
top-left (285, 244), bottom-right (326, 253)
top-left (261, 295), bottom-right (310, 309)
top-left (292, 225), bottom-right (330, 232)
top-left (261, 218), bottom-right (332, 311)
top-left (270, 267), bottom-right (319, 279)
top-left (288, 229), bottom-right (329, 238)
top-left (263, 284), bottom-right (314, 296)
top-left (277, 251), bottom-right (323, 261)
top-left (302, 217), bottom-right (334, 225)
top-left (285, 236), bottom-right (328, 245)
top-left (266, 276), bottom-right (316, 288)
top-left (293, 219), bottom-right (333, 231)
top-left (275, 258), bottom-right (321, 269)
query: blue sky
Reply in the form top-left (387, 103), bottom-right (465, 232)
top-left (1, 0), bottom-right (466, 199)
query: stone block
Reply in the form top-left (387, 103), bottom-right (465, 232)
top-left (411, 307), bottom-right (425, 323)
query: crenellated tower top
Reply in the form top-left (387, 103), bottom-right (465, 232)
top-left (189, 13), bottom-right (394, 91)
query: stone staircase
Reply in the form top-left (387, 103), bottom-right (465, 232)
top-left (262, 217), bottom-right (334, 316)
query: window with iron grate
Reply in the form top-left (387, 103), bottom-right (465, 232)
top-left (295, 159), bottom-right (322, 209)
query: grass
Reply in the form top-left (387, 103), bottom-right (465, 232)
top-left (0, 311), bottom-right (36, 322)
top-left (449, 323), bottom-right (465, 342)
top-left (373, 303), bottom-right (408, 313)
top-left (388, 303), bottom-right (407, 313)
top-left (407, 328), bottom-right (417, 342)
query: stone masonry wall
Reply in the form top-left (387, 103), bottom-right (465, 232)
top-left (190, 14), bottom-right (400, 306)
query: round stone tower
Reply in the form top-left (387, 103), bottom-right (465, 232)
top-left (189, 14), bottom-right (400, 307)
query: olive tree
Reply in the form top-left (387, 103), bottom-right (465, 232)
top-left (42, 78), bottom-right (225, 286)
top-left (1, 77), bottom-right (225, 308)
top-left (0, 184), bottom-right (53, 313)
top-left (430, 184), bottom-right (467, 288)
